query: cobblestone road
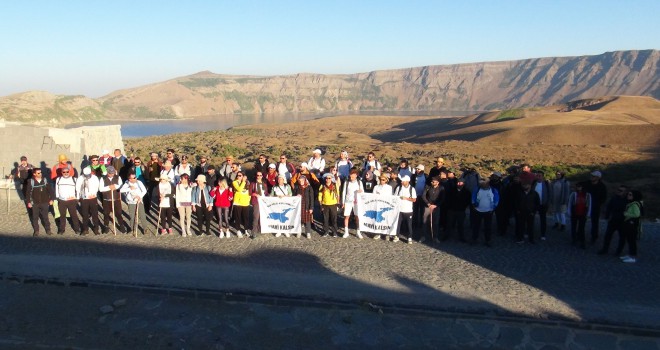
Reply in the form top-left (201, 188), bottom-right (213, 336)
top-left (0, 196), bottom-right (658, 347)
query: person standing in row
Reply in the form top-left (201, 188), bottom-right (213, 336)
top-left (271, 174), bottom-right (293, 238)
top-left (395, 175), bottom-right (416, 243)
top-left (145, 153), bottom-right (162, 215)
top-left (550, 171), bottom-right (570, 232)
top-left (318, 173), bottom-right (340, 237)
top-left (100, 166), bottom-right (125, 234)
top-left (232, 172), bottom-right (251, 238)
top-left (192, 175), bottom-right (213, 236)
top-left (585, 170), bottom-right (607, 243)
top-left (471, 179), bottom-right (499, 246)
top-left (420, 176), bottom-right (444, 243)
top-left (77, 167), bottom-right (101, 235)
top-left (120, 172), bottom-right (149, 235)
top-left (175, 174), bottom-right (193, 237)
top-left (25, 168), bottom-right (53, 236)
top-left (342, 169), bottom-right (364, 239)
top-left (534, 171), bottom-right (551, 240)
top-left (55, 167), bottom-right (81, 235)
top-left (514, 181), bottom-right (539, 244)
top-left (598, 185), bottom-right (629, 255)
top-left (619, 191), bottom-right (643, 263)
top-left (568, 182), bottom-right (592, 249)
top-left (13, 156), bottom-right (34, 199)
top-left (249, 171), bottom-right (269, 236)
top-left (443, 180), bottom-right (471, 242)
top-left (155, 175), bottom-right (175, 235)
top-left (294, 175), bottom-right (314, 239)
top-left (253, 155), bottom-right (270, 182)
top-left (211, 179), bottom-right (233, 238)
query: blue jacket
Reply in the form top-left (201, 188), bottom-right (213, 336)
top-left (192, 185), bottom-right (212, 207)
top-left (472, 187), bottom-right (500, 212)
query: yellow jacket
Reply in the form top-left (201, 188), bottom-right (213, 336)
top-left (318, 181), bottom-right (340, 205)
top-left (232, 180), bottom-right (251, 206)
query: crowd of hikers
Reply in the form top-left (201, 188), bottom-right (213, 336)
top-left (11, 147), bottom-right (645, 263)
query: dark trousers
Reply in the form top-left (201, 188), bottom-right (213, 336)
top-left (590, 206), bottom-right (601, 240)
top-left (444, 209), bottom-right (466, 240)
top-left (233, 205), bottom-right (249, 232)
top-left (472, 210), bottom-right (493, 243)
top-left (195, 205), bottom-right (212, 235)
top-left (571, 216), bottom-right (587, 245)
top-left (516, 212), bottom-right (535, 242)
top-left (251, 203), bottom-right (261, 233)
top-left (30, 203), bottom-right (51, 233)
top-left (58, 200), bottom-right (80, 232)
top-left (413, 201), bottom-right (424, 228)
top-left (322, 204), bottom-right (338, 235)
top-left (398, 212), bottom-right (414, 239)
top-left (619, 220), bottom-right (638, 256)
top-left (103, 199), bottom-right (124, 227)
top-left (601, 219), bottom-right (623, 253)
top-left (538, 205), bottom-right (548, 236)
top-left (495, 207), bottom-right (510, 236)
top-left (422, 207), bottom-right (440, 240)
top-left (80, 198), bottom-right (100, 233)
top-left (159, 207), bottom-right (173, 230)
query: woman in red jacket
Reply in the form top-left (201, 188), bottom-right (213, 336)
top-left (211, 179), bottom-right (233, 238)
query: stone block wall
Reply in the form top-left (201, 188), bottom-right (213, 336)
top-left (0, 120), bottom-right (124, 177)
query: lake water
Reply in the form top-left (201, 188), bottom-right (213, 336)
top-left (66, 111), bottom-right (474, 138)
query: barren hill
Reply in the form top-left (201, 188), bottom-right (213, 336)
top-left (1, 50), bottom-right (659, 124)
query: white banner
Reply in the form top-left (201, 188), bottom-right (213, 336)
top-left (258, 196), bottom-right (302, 234)
top-left (356, 193), bottom-right (401, 235)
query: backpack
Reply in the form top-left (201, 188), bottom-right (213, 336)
top-left (395, 184), bottom-right (413, 198)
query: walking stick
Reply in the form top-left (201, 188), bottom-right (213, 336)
top-left (430, 207), bottom-right (434, 242)
top-left (156, 205), bottom-right (162, 236)
top-left (110, 189), bottom-right (116, 236)
top-left (133, 200), bottom-right (139, 237)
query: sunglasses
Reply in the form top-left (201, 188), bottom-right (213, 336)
top-left (91, 159), bottom-right (99, 162)
top-left (257, 175), bottom-right (263, 177)
top-left (237, 174), bottom-right (243, 177)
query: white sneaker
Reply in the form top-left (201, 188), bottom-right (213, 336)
top-left (373, 234), bottom-right (381, 240)
top-left (619, 255), bottom-right (630, 260)
top-left (392, 236), bottom-right (399, 242)
top-left (225, 231), bottom-right (231, 238)
top-left (219, 231), bottom-right (224, 239)
top-left (275, 233), bottom-right (281, 238)
top-left (237, 231), bottom-right (244, 238)
top-left (182, 232), bottom-right (187, 237)
top-left (306, 233), bottom-right (311, 239)
top-left (622, 257), bottom-right (637, 263)
top-left (408, 237), bottom-right (413, 244)
top-left (342, 232), bottom-right (349, 238)
top-left (296, 233), bottom-right (301, 238)
top-left (357, 232), bottom-right (363, 239)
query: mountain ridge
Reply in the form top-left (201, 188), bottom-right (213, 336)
top-left (1, 49), bottom-right (658, 124)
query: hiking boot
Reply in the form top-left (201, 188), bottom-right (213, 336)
top-left (419, 236), bottom-right (426, 243)
top-left (33, 231), bottom-right (39, 237)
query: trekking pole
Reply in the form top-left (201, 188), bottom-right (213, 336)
top-left (430, 207), bottom-right (434, 242)
top-left (111, 190), bottom-right (116, 236)
top-left (133, 200), bottom-right (139, 237)
top-left (156, 204), bottom-right (162, 236)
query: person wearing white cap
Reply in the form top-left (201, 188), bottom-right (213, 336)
top-left (585, 170), bottom-right (607, 244)
top-left (413, 164), bottom-right (427, 228)
top-left (154, 174), bottom-right (175, 235)
top-left (342, 169), bottom-right (364, 239)
top-left (55, 165), bottom-right (81, 235)
top-left (265, 163), bottom-right (278, 187)
top-left (120, 171), bottom-right (149, 235)
top-left (100, 166), bottom-right (126, 234)
top-left (308, 148), bottom-right (325, 178)
top-left (334, 150), bottom-right (353, 182)
top-left (394, 175), bottom-right (417, 243)
top-left (77, 167), bottom-right (101, 235)
top-left (99, 149), bottom-right (112, 166)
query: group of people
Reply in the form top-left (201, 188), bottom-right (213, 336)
top-left (13, 149), bottom-right (644, 263)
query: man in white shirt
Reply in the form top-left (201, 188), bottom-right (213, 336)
top-left (77, 167), bottom-right (101, 235)
top-left (120, 173), bottom-right (149, 235)
top-left (55, 167), bottom-right (81, 234)
top-left (342, 169), bottom-right (364, 239)
top-left (395, 175), bottom-right (417, 243)
top-left (308, 149), bottom-right (325, 177)
top-left (371, 174), bottom-right (394, 240)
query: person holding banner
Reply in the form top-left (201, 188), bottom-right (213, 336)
top-left (318, 173), bottom-right (340, 237)
top-left (249, 171), bottom-right (269, 236)
top-left (293, 175), bottom-right (314, 239)
top-left (270, 174), bottom-right (293, 237)
top-left (395, 175), bottom-right (417, 243)
top-left (342, 169), bottom-right (364, 239)
top-left (370, 174), bottom-right (394, 239)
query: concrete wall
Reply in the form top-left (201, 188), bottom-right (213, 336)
top-left (0, 120), bottom-right (124, 177)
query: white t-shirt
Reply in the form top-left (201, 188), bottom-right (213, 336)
top-left (373, 184), bottom-right (393, 196)
top-left (344, 180), bottom-right (362, 204)
top-left (396, 184), bottom-right (416, 213)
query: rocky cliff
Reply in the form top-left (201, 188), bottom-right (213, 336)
top-left (2, 50), bottom-right (659, 123)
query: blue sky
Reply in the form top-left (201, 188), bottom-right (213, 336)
top-left (1, 0), bottom-right (658, 97)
